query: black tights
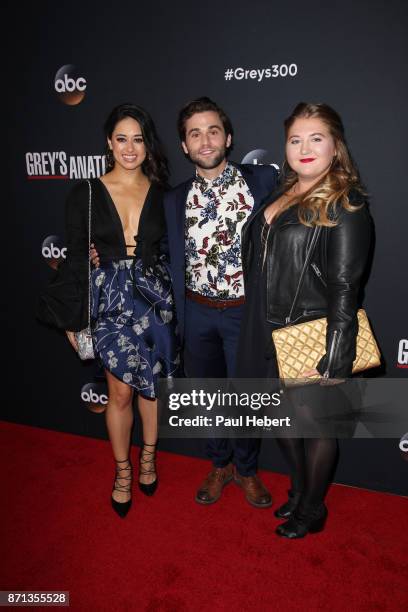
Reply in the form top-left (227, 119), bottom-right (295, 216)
top-left (276, 437), bottom-right (338, 506)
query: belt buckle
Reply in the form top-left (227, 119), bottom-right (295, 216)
top-left (217, 297), bottom-right (238, 309)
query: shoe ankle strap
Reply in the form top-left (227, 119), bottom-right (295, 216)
top-left (140, 443), bottom-right (157, 456)
top-left (113, 459), bottom-right (132, 493)
top-left (114, 459), bottom-right (132, 473)
top-left (139, 443), bottom-right (157, 475)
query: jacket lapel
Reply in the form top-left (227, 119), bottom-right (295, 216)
top-left (174, 178), bottom-right (193, 245)
top-left (234, 163), bottom-right (265, 210)
top-left (242, 186), bottom-right (297, 248)
top-left (165, 177), bottom-right (194, 275)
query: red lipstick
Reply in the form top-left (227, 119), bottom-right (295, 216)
top-left (300, 158), bottom-right (316, 163)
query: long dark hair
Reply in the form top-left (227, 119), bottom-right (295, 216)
top-left (104, 103), bottom-right (169, 188)
top-left (281, 102), bottom-right (365, 226)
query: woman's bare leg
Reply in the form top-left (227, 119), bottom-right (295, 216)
top-left (105, 369), bottom-right (134, 502)
top-left (138, 396), bottom-right (158, 485)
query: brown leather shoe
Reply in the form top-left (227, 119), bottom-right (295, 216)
top-left (234, 471), bottom-right (272, 508)
top-left (195, 463), bottom-right (234, 505)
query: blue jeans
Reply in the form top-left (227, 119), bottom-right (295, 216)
top-left (183, 298), bottom-right (260, 476)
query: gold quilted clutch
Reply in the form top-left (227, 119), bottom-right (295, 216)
top-left (272, 309), bottom-right (381, 385)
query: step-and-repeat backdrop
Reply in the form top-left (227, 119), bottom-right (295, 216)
top-left (9, 0), bottom-right (407, 493)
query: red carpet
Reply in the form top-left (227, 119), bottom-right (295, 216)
top-left (1, 421), bottom-right (407, 611)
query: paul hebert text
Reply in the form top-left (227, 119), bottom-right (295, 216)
top-left (168, 415), bottom-right (291, 428)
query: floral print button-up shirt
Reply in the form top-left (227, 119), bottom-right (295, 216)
top-left (185, 163), bottom-right (254, 299)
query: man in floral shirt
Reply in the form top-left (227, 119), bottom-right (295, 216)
top-left (164, 97), bottom-right (278, 508)
top-left (184, 163), bottom-right (252, 299)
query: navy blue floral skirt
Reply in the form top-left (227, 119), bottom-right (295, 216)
top-left (91, 257), bottom-right (180, 399)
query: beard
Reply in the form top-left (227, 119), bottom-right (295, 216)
top-left (188, 146), bottom-right (227, 170)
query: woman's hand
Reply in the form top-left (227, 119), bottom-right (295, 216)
top-left (90, 243), bottom-right (100, 268)
top-left (66, 330), bottom-right (78, 352)
top-left (302, 368), bottom-right (320, 378)
top-left (302, 368), bottom-right (345, 385)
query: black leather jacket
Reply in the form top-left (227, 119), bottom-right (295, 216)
top-left (241, 191), bottom-right (372, 378)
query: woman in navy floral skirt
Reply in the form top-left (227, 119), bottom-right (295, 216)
top-left (39, 104), bottom-right (180, 517)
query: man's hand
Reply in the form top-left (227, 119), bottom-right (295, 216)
top-left (90, 243), bottom-right (100, 268)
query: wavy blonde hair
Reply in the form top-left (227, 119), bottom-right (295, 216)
top-left (280, 102), bottom-right (365, 226)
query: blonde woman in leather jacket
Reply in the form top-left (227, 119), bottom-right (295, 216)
top-left (237, 102), bottom-right (372, 538)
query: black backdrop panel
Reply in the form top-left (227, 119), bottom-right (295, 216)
top-left (7, 0), bottom-right (408, 494)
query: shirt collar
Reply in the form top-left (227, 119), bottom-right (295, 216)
top-left (193, 162), bottom-right (236, 190)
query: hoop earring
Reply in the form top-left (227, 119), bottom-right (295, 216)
top-left (105, 148), bottom-right (114, 170)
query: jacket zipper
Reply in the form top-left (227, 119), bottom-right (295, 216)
top-left (311, 262), bottom-right (327, 287)
top-left (286, 226), bottom-right (322, 324)
top-left (323, 329), bottom-right (341, 379)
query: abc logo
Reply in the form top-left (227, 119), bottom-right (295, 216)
top-left (397, 339), bottom-right (408, 368)
top-left (241, 149), bottom-right (280, 170)
top-left (399, 433), bottom-right (408, 461)
top-left (81, 383), bottom-right (108, 414)
top-left (54, 64), bottom-right (87, 105)
top-left (42, 235), bottom-right (67, 270)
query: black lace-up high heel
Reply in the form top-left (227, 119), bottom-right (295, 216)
top-left (138, 442), bottom-right (158, 496)
top-left (111, 458), bottom-right (133, 518)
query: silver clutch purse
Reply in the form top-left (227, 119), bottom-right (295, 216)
top-left (75, 327), bottom-right (95, 360)
top-left (74, 180), bottom-right (95, 361)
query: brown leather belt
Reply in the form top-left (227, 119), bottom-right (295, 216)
top-left (186, 288), bottom-right (245, 309)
